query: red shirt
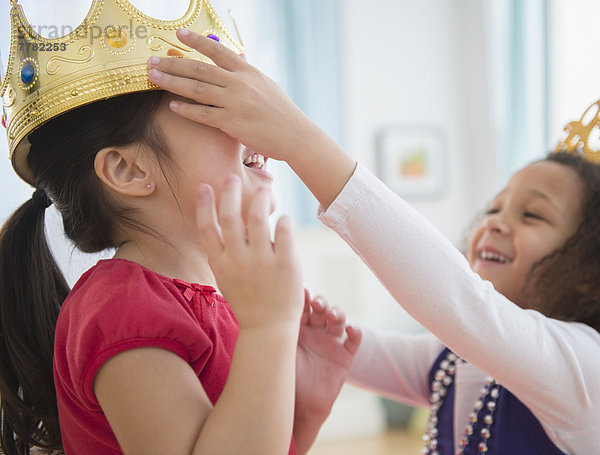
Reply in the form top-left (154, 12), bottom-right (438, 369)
top-left (54, 258), bottom-right (296, 454)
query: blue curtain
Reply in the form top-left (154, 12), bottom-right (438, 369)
top-left (267, 0), bottom-right (344, 225)
top-left (486, 0), bottom-right (549, 181)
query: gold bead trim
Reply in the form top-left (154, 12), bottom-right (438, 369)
top-left (114, 0), bottom-right (202, 30)
top-left (17, 0), bottom-right (105, 45)
top-left (0, 1), bottom-right (104, 96)
top-left (9, 64), bottom-right (159, 183)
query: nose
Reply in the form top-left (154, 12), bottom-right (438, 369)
top-left (483, 211), bottom-right (511, 235)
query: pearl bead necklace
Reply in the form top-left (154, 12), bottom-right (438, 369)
top-left (422, 351), bottom-right (501, 454)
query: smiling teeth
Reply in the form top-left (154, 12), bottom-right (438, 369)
top-left (480, 250), bottom-right (510, 263)
top-left (243, 154), bottom-right (265, 169)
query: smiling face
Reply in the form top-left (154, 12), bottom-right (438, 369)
top-left (467, 160), bottom-right (585, 307)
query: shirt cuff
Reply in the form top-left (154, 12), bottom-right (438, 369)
top-left (317, 162), bottom-right (370, 230)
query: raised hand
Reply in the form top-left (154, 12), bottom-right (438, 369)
top-left (293, 291), bottom-right (362, 453)
top-left (195, 174), bottom-right (304, 328)
top-left (147, 29), bottom-right (311, 164)
top-left (193, 175), bottom-right (305, 454)
top-left (147, 30), bottom-right (356, 209)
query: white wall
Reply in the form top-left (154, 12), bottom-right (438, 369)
top-left (331, 0), bottom-right (495, 333)
top-left (342, 0), bottom-right (496, 245)
top-left (549, 0), bottom-right (600, 143)
top-left (299, 0), bottom-right (498, 442)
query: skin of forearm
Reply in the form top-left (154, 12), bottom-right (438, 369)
top-left (286, 123), bottom-right (356, 210)
top-left (192, 325), bottom-right (299, 455)
top-left (293, 411), bottom-right (330, 455)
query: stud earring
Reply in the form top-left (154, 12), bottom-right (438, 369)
top-left (145, 183), bottom-right (153, 190)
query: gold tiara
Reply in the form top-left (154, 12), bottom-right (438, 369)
top-left (554, 99), bottom-right (600, 163)
top-left (0, 0), bottom-right (243, 184)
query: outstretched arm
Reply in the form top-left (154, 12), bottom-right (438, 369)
top-left (294, 291), bottom-right (362, 454)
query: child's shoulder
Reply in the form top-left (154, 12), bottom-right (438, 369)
top-left (55, 258), bottom-right (224, 365)
top-left (72, 257), bottom-right (172, 292)
top-left (61, 258), bottom-right (188, 320)
top-left (54, 260), bottom-right (228, 409)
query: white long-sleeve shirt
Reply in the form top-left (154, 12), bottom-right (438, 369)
top-left (317, 163), bottom-right (600, 454)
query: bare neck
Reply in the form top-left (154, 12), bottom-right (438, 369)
top-left (113, 234), bottom-right (217, 288)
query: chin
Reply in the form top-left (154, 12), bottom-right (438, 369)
top-left (470, 264), bottom-right (487, 281)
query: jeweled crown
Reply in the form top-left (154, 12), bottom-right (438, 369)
top-left (0, 0), bottom-right (243, 184)
top-left (555, 99), bottom-right (600, 163)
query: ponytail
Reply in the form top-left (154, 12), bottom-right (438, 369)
top-left (0, 90), bottom-right (167, 453)
top-left (0, 190), bottom-right (69, 454)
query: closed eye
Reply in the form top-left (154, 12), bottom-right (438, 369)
top-left (524, 212), bottom-right (544, 221)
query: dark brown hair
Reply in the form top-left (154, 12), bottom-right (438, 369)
top-left (524, 151), bottom-right (600, 332)
top-left (0, 90), bottom-right (168, 454)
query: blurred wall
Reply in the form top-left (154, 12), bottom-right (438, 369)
top-left (549, 0), bottom-right (600, 140)
top-left (323, 0), bottom-right (495, 331)
top-left (299, 1), bottom-right (496, 442)
top-left (342, 0), bottom-right (496, 247)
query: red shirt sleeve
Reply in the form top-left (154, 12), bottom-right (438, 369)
top-left (54, 259), bottom-right (214, 410)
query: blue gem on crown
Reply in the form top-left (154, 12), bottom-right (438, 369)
top-left (20, 62), bottom-right (35, 85)
top-left (207, 33), bottom-right (220, 42)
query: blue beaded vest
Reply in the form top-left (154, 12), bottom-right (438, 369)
top-left (427, 348), bottom-right (568, 454)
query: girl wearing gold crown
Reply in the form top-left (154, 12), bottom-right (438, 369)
top-left (150, 29), bottom-right (600, 455)
top-left (0, 2), bottom-right (363, 454)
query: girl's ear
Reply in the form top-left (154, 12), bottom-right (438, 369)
top-left (94, 146), bottom-right (154, 197)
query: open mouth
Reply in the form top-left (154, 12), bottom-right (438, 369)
top-left (478, 249), bottom-right (512, 264)
top-left (243, 153), bottom-right (267, 170)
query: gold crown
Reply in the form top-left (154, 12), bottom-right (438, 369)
top-left (555, 99), bottom-right (600, 163)
top-left (0, 0), bottom-right (243, 184)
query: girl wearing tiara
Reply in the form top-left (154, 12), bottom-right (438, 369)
top-left (150, 29), bottom-right (600, 454)
top-left (0, 2), bottom-right (361, 454)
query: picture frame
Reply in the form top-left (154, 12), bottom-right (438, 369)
top-left (375, 125), bottom-right (446, 198)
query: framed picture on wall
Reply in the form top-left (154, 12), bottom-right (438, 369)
top-left (375, 125), bottom-right (446, 198)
